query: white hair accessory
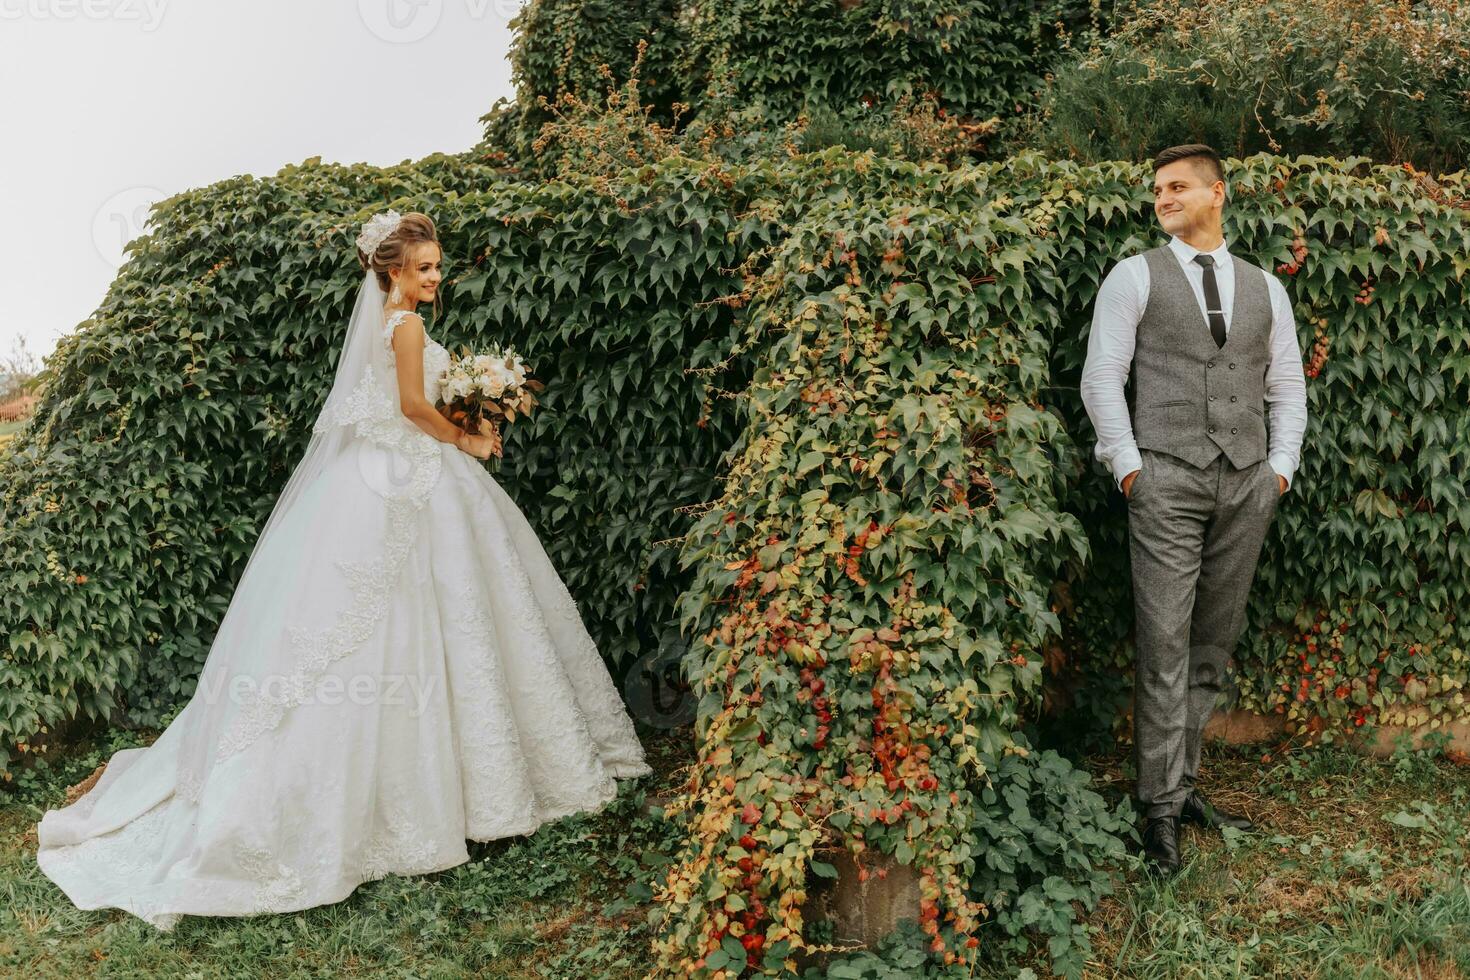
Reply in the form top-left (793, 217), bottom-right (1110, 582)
top-left (355, 209), bottom-right (403, 261)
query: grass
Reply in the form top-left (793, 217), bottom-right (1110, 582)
top-left (4, 724), bottom-right (1470, 978)
top-left (1076, 738), bottom-right (1470, 979)
top-left (1, 724), bottom-right (693, 979)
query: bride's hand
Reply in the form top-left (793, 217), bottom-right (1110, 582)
top-left (457, 432), bottom-right (496, 459)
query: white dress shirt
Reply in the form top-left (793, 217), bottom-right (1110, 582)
top-left (1080, 235), bottom-right (1309, 490)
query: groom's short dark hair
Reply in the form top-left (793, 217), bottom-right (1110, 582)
top-left (1153, 144), bottom-right (1224, 186)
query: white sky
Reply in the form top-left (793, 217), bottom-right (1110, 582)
top-left (0, 0), bottom-right (524, 367)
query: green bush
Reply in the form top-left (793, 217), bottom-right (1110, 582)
top-left (675, 0), bottom-right (1100, 129)
top-left (485, 0), bottom-right (1105, 176)
top-left (1024, 0), bottom-right (1470, 173)
top-left (486, 0), bottom-right (689, 172)
top-left (967, 742), bottom-right (1133, 978)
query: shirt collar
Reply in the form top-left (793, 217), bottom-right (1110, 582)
top-left (1168, 234), bottom-right (1231, 268)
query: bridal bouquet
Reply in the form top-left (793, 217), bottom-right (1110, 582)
top-left (436, 344), bottom-right (544, 439)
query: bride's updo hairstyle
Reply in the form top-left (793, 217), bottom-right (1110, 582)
top-left (357, 211), bottom-right (442, 319)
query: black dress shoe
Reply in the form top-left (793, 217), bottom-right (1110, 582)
top-left (1180, 790), bottom-right (1254, 832)
top-left (1141, 815), bottom-right (1181, 875)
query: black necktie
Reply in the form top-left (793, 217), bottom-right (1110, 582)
top-left (1193, 254), bottom-right (1228, 348)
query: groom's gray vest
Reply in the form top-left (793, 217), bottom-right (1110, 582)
top-left (1128, 246), bottom-right (1272, 470)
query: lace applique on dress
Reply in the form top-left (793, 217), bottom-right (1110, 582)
top-left (548, 575), bottom-right (581, 620)
top-left (36, 800), bottom-right (185, 930)
top-left (176, 766), bottom-right (203, 805)
top-left (453, 583), bottom-right (494, 646)
top-left (447, 581), bottom-right (536, 834)
top-left (235, 843), bottom-right (306, 913)
top-left (312, 365), bottom-right (393, 435)
top-left (359, 800), bottom-right (440, 881)
top-left (382, 309), bottom-right (419, 366)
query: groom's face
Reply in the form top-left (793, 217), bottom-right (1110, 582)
top-left (1152, 159), bottom-right (1224, 239)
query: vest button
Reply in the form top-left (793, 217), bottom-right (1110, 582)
top-left (1228, 362), bottom-right (1236, 369)
top-left (1230, 395), bottom-right (1237, 402)
top-left (1208, 425), bottom-right (1216, 434)
top-left (1207, 360), bottom-right (1216, 369)
top-left (1231, 427), bottom-right (1238, 434)
top-left (1209, 394), bottom-right (1216, 402)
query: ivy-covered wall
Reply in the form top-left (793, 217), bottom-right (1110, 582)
top-left (4, 148), bottom-right (1468, 974)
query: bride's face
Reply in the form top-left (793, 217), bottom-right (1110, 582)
top-left (392, 242), bottom-right (442, 305)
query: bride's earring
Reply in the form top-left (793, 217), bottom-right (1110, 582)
top-left (389, 283), bottom-right (402, 304)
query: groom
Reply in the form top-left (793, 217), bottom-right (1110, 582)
top-left (1080, 144), bottom-right (1308, 874)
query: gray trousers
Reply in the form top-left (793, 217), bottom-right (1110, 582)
top-left (1128, 447), bottom-right (1280, 819)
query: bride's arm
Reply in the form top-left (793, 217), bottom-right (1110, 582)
top-left (389, 313), bottom-right (472, 450)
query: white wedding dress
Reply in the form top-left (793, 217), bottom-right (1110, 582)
top-left (36, 292), bottom-right (652, 930)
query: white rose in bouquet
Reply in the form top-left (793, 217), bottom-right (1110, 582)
top-left (491, 362), bottom-right (518, 393)
top-left (478, 371), bottom-right (505, 399)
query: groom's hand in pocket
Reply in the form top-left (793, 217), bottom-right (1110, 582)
top-left (1122, 468), bottom-right (1140, 499)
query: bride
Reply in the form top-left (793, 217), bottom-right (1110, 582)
top-left (35, 209), bottom-right (652, 929)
